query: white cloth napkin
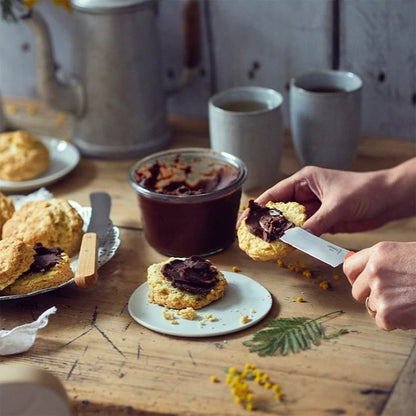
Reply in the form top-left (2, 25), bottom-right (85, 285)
top-left (0, 307), bottom-right (57, 356)
top-left (9, 187), bottom-right (53, 210)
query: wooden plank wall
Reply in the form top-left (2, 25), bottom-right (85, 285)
top-left (0, 0), bottom-right (415, 141)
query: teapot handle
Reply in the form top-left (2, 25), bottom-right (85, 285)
top-left (182, 0), bottom-right (201, 70)
top-left (168, 0), bottom-right (201, 94)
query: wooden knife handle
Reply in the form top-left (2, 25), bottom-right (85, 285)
top-left (75, 232), bottom-right (98, 288)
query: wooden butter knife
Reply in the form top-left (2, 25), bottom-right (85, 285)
top-left (75, 192), bottom-right (112, 288)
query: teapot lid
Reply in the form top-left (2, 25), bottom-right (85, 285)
top-left (71, 0), bottom-right (156, 12)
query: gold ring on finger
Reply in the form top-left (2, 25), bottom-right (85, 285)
top-left (365, 296), bottom-right (376, 318)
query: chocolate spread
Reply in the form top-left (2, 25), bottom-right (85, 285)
top-left (245, 200), bottom-right (294, 242)
top-left (28, 243), bottom-right (63, 273)
top-left (161, 256), bottom-right (219, 296)
top-left (134, 156), bottom-right (239, 195)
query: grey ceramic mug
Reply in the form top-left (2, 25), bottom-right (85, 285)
top-left (209, 86), bottom-right (283, 191)
top-left (289, 70), bottom-right (362, 170)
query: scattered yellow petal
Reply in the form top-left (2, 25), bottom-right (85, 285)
top-left (302, 270), bottom-right (312, 279)
top-left (333, 274), bottom-right (340, 281)
top-left (232, 266), bottom-right (240, 273)
top-left (319, 280), bottom-right (330, 290)
top-left (210, 375), bottom-right (219, 383)
top-left (296, 296), bottom-right (304, 303)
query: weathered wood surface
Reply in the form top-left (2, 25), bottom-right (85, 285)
top-left (0, 100), bottom-right (415, 415)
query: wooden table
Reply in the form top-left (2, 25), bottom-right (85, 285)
top-left (1, 100), bottom-right (416, 415)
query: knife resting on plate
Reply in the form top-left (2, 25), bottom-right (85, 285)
top-left (280, 227), bottom-right (354, 267)
top-left (75, 192), bottom-right (112, 288)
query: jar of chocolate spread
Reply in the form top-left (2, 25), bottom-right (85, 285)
top-left (128, 148), bottom-right (247, 256)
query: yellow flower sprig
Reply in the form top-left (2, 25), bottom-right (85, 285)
top-left (211, 364), bottom-right (284, 411)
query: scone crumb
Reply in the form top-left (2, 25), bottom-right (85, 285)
top-left (204, 313), bottom-right (218, 322)
top-left (199, 313), bottom-right (218, 327)
top-left (240, 315), bottom-right (250, 324)
top-left (179, 307), bottom-right (197, 320)
top-left (162, 307), bottom-right (177, 321)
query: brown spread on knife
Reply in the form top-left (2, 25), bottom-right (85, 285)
top-left (245, 200), bottom-right (295, 242)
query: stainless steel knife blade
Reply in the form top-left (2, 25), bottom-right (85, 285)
top-left (87, 192), bottom-right (112, 245)
top-left (75, 192), bottom-right (112, 287)
top-left (280, 227), bottom-right (351, 267)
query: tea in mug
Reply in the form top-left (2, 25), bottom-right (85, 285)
top-left (219, 100), bottom-right (268, 112)
top-left (305, 86), bottom-right (347, 93)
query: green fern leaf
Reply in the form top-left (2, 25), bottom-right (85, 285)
top-left (243, 310), bottom-right (347, 356)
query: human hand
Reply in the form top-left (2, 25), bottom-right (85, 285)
top-left (252, 165), bottom-right (408, 236)
top-left (343, 241), bottom-right (416, 330)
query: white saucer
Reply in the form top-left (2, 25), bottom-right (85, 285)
top-left (0, 137), bottom-right (80, 192)
top-left (128, 272), bottom-right (273, 338)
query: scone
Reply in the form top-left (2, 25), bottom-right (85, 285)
top-left (1, 243), bottom-right (73, 295)
top-left (2, 199), bottom-right (84, 257)
top-left (0, 130), bottom-right (50, 181)
top-left (0, 192), bottom-right (15, 238)
top-left (147, 256), bottom-right (228, 310)
top-left (0, 238), bottom-right (36, 290)
top-left (238, 200), bottom-right (306, 261)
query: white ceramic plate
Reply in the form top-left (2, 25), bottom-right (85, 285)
top-left (0, 137), bottom-right (80, 192)
top-left (0, 200), bottom-right (120, 301)
top-left (128, 272), bottom-right (272, 338)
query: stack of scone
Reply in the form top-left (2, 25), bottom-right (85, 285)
top-left (147, 256), bottom-right (227, 310)
top-left (0, 196), bottom-right (84, 295)
top-left (0, 130), bottom-right (50, 182)
top-left (238, 200), bottom-right (306, 261)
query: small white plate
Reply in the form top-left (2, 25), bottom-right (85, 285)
top-left (128, 272), bottom-right (273, 338)
top-left (0, 137), bottom-right (80, 192)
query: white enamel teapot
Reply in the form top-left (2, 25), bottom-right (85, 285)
top-left (25, 0), bottom-right (200, 158)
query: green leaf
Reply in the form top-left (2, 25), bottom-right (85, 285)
top-left (243, 310), bottom-right (347, 357)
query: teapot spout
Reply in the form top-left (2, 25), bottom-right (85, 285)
top-left (24, 10), bottom-right (85, 117)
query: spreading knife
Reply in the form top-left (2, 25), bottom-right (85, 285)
top-left (280, 227), bottom-right (355, 267)
top-left (75, 192), bottom-right (112, 288)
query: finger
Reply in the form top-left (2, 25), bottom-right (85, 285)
top-left (255, 181), bottom-right (296, 205)
top-left (343, 249), bottom-right (369, 286)
top-left (236, 207), bottom-right (249, 229)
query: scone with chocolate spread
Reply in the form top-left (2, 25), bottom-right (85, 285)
top-left (0, 130), bottom-right (50, 181)
top-left (2, 199), bottom-right (84, 257)
top-left (0, 237), bottom-right (36, 291)
top-left (147, 256), bottom-right (228, 310)
top-left (238, 200), bottom-right (306, 261)
top-left (0, 192), bottom-right (15, 238)
top-left (1, 243), bottom-right (73, 295)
